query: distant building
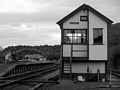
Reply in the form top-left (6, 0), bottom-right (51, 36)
top-left (5, 52), bottom-right (12, 62)
top-left (25, 54), bottom-right (43, 60)
top-left (0, 51), bottom-right (12, 63)
top-left (57, 4), bottom-right (113, 80)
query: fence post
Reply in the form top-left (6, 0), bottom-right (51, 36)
top-left (97, 69), bottom-right (100, 82)
top-left (110, 70), bottom-right (112, 87)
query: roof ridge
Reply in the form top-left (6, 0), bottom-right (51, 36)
top-left (57, 4), bottom-right (113, 25)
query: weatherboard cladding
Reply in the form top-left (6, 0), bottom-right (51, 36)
top-left (89, 45), bottom-right (107, 60)
top-left (57, 4), bottom-right (113, 26)
top-left (57, 4), bottom-right (113, 76)
top-left (63, 10), bottom-right (87, 29)
top-left (60, 4), bottom-right (109, 60)
top-left (64, 62), bottom-right (105, 73)
top-left (63, 45), bottom-right (87, 57)
top-left (89, 10), bottom-right (107, 60)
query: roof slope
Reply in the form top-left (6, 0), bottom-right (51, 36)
top-left (57, 4), bottom-right (113, 25)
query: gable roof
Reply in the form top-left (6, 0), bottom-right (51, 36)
top-left (57, 4), bottom-right (113, 25)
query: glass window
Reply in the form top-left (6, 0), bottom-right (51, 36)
top-left (63, 30), bottom-right (87, 44)
top-left (93, 29), bottom-right (103, 44)
top-left (80, 16), bottom-right (88, 21)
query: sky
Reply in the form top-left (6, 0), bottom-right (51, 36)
top-left (0, 0), bottom-right (120, 48)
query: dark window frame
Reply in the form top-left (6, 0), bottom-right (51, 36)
top-left (63, 29), bottom-right (87, 44)
top-left (80, 16), bottom-right (88, 21)
top-left (93, 28), bottom-right (103, 44)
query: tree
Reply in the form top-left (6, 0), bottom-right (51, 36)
top-left (111, 46), bottom-right (120, 70)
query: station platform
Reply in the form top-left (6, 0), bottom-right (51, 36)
top-left (0, 61), bottom-right (55, 77)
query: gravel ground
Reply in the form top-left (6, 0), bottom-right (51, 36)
top-left (40, 80), bottom-right (120, 90)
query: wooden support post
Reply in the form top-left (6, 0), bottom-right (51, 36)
top-left (15, 68), bottom-right (16, 74)
top-left (30, 65), bottom-right (32, 71)
top-left (110, 70), bottom-right (112, 87)
top-left (13, 68), bottom-right (15, 75)
top-left (23, 66), bottom-right (25, 73)
top-left (22, 66), bottom-right (23, 73)
top-left (97, 69), bottom-right (100, 82)
top-left (18, 66), bottom-right (19, 74)
top-left (28, 65), bottom-right (29, 71)
top-left (19, 66), bottom-right (22, 73)
top-left (70, 44), bottom-right (73, 80)
top-left (25, 66), bottom-right (26, 72)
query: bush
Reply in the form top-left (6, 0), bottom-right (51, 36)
top-left (85, 74), bottom-right (97, 82)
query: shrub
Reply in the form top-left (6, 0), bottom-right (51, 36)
top-left (85, 74), bottom-right (97, 82)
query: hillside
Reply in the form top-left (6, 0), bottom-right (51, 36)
top-left (109, 23), bottom-right (120, 46)
top-left (108, 23), bottom-right (120, 69)
top-left (0, 45), bottom-right (61, 62)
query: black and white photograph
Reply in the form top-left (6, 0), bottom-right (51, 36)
top-left (0, 0), bottom-right (120, 90)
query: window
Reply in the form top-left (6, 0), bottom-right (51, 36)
top-left (80, 16), bottom-right (88, 21)
top-left (93, 29), bottom-right (103, 44)
top-left (64, 30), bottom-right (87, 44)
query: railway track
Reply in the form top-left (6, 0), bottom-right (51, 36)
top-left (0, 65), bottom-right (59, 89)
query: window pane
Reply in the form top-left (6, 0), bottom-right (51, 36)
top-left (82, 37), bottom-right (86, 43)
top-left (64, 30), bottom-right (87, 44)
top-left (64, 30), bottom-right (72, 43)
top-left (80, 16), bottom-right (87, 21)
top-left (73, 37), bottom-right (76, 43)
top-left (82, 30), bottom-right (86, 36)
top-left (93, 29), bottom-right (103, 44)
top-left (76, 37), bottom-right (81, 43)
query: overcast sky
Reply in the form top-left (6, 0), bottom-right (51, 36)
top-left (0, 0), bottom-right (119, 48)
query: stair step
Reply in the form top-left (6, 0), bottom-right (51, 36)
top-left (64, 69), bottom-right (70, 71)
top-left (64, 64), bottom-right (70, 66)
top-left (64, 66), bottom-right (71, 68)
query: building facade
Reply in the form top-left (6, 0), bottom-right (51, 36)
top-left (57, 4), bottom-right (113, 80)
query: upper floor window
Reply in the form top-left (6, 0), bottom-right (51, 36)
top-left (93, 28), bottom-right (103, 44)
top-left (64, 30), bottom-right (87, 44)
top-left (80, 16), bottom-right (88, 21)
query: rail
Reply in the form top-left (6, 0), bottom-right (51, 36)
top-left (0, 65), bottom-right (59, 89)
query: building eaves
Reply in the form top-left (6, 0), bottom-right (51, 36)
top-left (57, 4), bottom-right (113, 26)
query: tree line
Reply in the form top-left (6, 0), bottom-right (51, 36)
top-left (0, 45), bottom-right (61, 61)
top-left (108, 23), bottom-right (120, 70)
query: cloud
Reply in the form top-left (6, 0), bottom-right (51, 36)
top-left (10, 23), bottom-right (21, 27)
top-left (0, 0), bottom-right (120, 48)
top-left (0, 23), bottom-right (60, 48)
top-left (0, 0), bottom-right (44, 13)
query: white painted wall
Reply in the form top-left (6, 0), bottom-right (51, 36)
top-left (63, 45), bottom-right (87, 57)
top-left (73, 45), bottom-right (87, 50)
top-left (63, 10), bottom-right (87, 29)
top-left (89, 11), bottom-right (107, 60)
top-left (73, 52), bottom-right (87, 57)
top-left (89, 45), bottom-right (107, 60)
top-left (71, 62), bottom-right (105, 73)
top-left (63, 45), bottom-right (71, 57)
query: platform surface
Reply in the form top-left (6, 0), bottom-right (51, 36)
top-left (0, 61), bottom-right (54, 77)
